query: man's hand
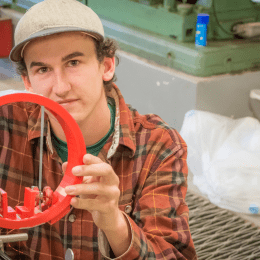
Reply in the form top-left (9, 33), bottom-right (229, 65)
top-left (64, 154), bottom-right (121, 232)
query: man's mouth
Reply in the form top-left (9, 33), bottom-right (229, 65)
top-left (57, 99), bottom-right (78, 104)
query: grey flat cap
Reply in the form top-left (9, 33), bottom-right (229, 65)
top-left (10, 0), bottom-right (104, 62)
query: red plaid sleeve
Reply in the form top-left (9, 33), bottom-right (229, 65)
top-left (118, 142), bottom-right (196, 260)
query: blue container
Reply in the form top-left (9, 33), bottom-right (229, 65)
top-left (195, 14), bottom-right (210, 47)
top-left (249, 204), bottom-right (259, 214)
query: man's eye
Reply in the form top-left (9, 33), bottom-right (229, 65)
top-left (38, 67), bottom-right (48, 74)
top-left (68, 60), bottom-right (79, 67)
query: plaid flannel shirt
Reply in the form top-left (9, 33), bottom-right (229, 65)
top-left (0, 84), bottom-right (197, 260)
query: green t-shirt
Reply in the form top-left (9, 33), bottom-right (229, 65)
top-left (51, 103), bottom-right (115, 162)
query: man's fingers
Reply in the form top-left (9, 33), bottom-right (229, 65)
top-left (62, 154), bottom-right (103, 175)
top-left (65, 183), bottom-right (120, 198)
top-left (70, 197), bottom-right (98, 211)
top-left (72, 163), bottom-right (118, 184)
top-left (72, 163), bottom-right (109, 176)
top-left (62, 161), bottom-right (68, 174)
top-left (83, 175), bottom-right (100, 184)
top-left (65, 183), bottom-right (105, 196)
top-left (70, 197), bottom-right (109, 213)
top-left (83, 153), bottom-right (103, 165)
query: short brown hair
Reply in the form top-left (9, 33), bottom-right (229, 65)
top-left (14, 37), bottom-right (119, 91)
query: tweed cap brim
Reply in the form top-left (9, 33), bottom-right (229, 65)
top-left (10, 27), bottom-right (103, 62)
top-left (10, 0), bottom-right (104, 62)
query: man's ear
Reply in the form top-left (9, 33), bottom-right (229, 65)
top-left (21, 75), bottom-right (33, 92)
top-left (102, 57), bottom-right (116, 82)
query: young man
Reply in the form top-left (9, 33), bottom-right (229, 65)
top-left (0, 0), bottom-right (197, 259)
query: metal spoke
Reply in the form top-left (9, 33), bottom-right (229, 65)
top-left (38, 106), bottom-right (45, 211)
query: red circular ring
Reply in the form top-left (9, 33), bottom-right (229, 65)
top-left (0, 93), bottom-right (86, 229)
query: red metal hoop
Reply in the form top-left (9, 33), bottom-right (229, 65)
top-left (0, 93), bottom-right (86, 229)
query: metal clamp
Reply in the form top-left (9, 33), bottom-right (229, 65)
top-left (0, 233), bottom-right (28, 259)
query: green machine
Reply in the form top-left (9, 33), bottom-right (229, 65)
top-left (89, 0), bottom-right (260, 42)
top-left (1, 0), bottom-right (260, 76)
top-left (86, 0), bottom-right (260, 76)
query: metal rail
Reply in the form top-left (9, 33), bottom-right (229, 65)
top-left (186, 190), bottom-right (260, 260)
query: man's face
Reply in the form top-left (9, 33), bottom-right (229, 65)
top-left (22, 32), bottom-right (114, 126)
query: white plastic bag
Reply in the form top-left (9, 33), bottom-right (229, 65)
top-left (180, 110), bottom-right (260, 214)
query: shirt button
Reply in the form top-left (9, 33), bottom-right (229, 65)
top-left (65, 248), bottom-right (74, 260)
top-left (124, 205), bottom-right (132, 214)
top-left (68, 214), bottom-right (76, 223)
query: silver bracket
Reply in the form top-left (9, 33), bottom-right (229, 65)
top-left (0, 233), bottom-right (28, 257)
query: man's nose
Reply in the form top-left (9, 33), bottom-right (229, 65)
top-left (53, 71), bottom-right (71, 97)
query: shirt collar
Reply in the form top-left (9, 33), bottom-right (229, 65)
top-left (106, 84), bottom-right (136, 159)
